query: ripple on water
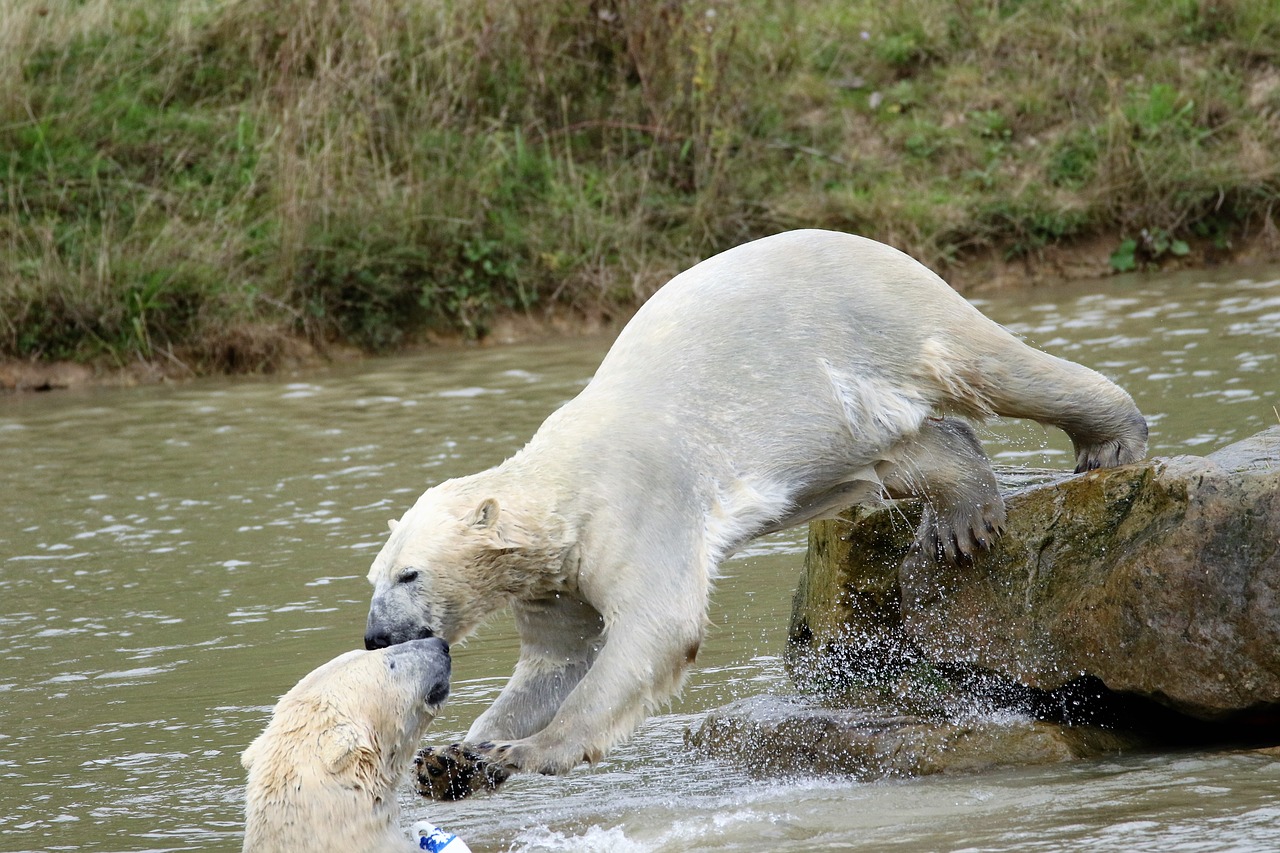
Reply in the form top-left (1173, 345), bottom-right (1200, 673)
top-left (437, 386), bottom-right (504, 398)
top-left (511, 825), bottom-right (647, 853)
top-left (1, 272), bottom-right (1278, 852)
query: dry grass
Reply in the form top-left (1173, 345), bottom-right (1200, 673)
top-left (2, 0), bottom-right (1279, 369)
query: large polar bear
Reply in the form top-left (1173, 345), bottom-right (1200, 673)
top-left (241, 637), bottom-right (453, 852)
top-left (363, 230), bottom-right (1147, 783)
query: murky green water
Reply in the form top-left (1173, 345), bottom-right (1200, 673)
top-left (2, 266), bottom-right (1278, 852)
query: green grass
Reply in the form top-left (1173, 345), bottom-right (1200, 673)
top-left (3, 0), bottom-right (1279, 370)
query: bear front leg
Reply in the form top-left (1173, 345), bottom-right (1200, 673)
top-left (478, 566), bottom-right (709, 777)
top-left (416, 594), bottom-right (603, 801)
top-left (883, 417), bottom-right (1006, 565)
top-left (468, 593), bottom-right (605, 742)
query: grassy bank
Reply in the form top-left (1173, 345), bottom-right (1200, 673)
top-left (3, 0), bottom-right (1279, 373)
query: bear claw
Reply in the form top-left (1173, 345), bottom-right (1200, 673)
top-left (414, 744), bottom-right (511, 801)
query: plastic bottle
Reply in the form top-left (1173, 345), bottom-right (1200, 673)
top-left (414, 820), bottom-right (473, 853)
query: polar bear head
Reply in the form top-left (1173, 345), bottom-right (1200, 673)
top-left (241, 638), bottom-right (451, 853)
top-left (364, 475), bottom-right (558, 650)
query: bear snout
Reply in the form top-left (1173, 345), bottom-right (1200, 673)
top-left (385, 635), bottom-right (450, 658)
top-left (364, 589), bottom-right (437, 649)
top-left (364, 624), bottom-right (435, 650)
top-left (425, 678), bottom-right (450, 708)
top-left (364, 630), bottom-right (393, 650)
top-left (385, 636), bottom-right (452, 708)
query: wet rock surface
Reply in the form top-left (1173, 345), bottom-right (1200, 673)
top-left (696, 428), bottom-right (1279, 780)
top-left (687, 694), bottom-right (1146, 780)
top-left (789, 426), bottom-right (1280, 721)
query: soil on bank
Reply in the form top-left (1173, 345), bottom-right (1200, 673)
top-left (5, 229), bottom-right (1278, 394)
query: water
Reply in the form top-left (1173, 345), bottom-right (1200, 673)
top-left (2, 265), bottom-right (1278, 852)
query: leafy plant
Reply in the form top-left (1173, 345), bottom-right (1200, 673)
top-left (1110, 228), bottom-right (1191, 272)
top-left (1047, 132), bottom-right (1099, 189)
top-left (1123, 82), bottom-right (1200, 140)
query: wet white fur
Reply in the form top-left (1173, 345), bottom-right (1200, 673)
top-left (241, 640), bottom-right (450, 853)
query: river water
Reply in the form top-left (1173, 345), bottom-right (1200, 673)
top-left (2, 265), bottom-right (1278, 852)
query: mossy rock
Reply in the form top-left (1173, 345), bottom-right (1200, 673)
top-left (789, 427), bottom-right (1280, 722)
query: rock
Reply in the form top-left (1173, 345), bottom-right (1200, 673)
top-left (687, 694), bottom-right (1145, 780)
top-left (788, 426), bottom-right (1280, 723)
top-left (692, 428), bottom-right (1279, 783)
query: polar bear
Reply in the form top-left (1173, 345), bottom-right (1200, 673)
top-left (241, 637), bottom-right (452, 852)
top-left (363, 230), bottom-right (1147, 783)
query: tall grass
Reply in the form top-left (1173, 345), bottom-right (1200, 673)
top-left (3, 0), bottom-right (1279, 369)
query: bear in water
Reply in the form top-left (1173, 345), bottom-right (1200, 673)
top-left (363, 230), bottom-right (1147, 787)
top-left (241, 638), bottom-right (456, 851)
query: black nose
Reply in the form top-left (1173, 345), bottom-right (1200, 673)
top-left (364, 631), bottom-right (391, 650)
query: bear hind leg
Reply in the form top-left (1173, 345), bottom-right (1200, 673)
top-left (883, 417), bottom-right (1006, 565)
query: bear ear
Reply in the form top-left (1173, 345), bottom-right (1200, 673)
top-left (387, 518), bottom-right (398, 533)
top-left (318, 722), bottom-right (377, 774)
top-left (465, 497), bottom-right (500, 530)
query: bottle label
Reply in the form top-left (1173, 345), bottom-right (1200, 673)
top-left (417, 823), bottom-right (472, 853)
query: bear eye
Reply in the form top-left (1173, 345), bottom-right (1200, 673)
top-left (397, 569), bottom-right (419, 585)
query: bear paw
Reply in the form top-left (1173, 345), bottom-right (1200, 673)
top-left (413, 743), bottom-right (511, 801)
top-left (911, 500), bottom-right (1005, 566)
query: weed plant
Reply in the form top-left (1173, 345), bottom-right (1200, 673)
top-left (3, 0), bottom-right (1278, 369)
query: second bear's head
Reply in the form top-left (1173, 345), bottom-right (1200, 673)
top-left (243, 637), bottom-right (452, 793)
